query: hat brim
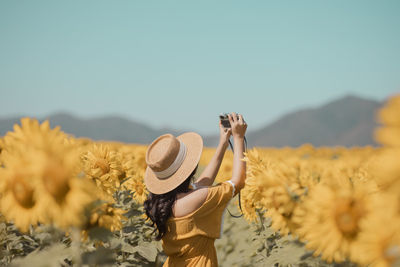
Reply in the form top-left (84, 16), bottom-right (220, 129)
top-left (144, 132), bottom-right (203, 194)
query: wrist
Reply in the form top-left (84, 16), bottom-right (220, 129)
top-left (219, 140), bottom-right (229, 148)
top-left (233, 135), bottom-right (244, 141)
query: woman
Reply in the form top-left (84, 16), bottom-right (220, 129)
top-left (143, 113), bottom-right (247, 266)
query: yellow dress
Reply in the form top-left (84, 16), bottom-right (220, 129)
top-left (161, 181), bottom-right (235, 267)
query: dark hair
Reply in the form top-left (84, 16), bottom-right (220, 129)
top-left (144, 166), bottom-right (198, 240)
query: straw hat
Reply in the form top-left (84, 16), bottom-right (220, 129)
top-left (144, 132), bottom-right (203, 194)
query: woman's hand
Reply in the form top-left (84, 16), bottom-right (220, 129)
top-left (219, 120), bottom-right (232, 146)
top-left (228, 113), bottom-right (247, 139)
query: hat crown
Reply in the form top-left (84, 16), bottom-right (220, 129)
top-left (146, 134), bottom-right (181, 172)
top-left (144, 132), bottom-right (203, 194)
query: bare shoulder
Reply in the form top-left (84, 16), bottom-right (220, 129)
top-left (172, 187), bottom-right (209, 218)
top-left (185, 187), bottom-right (209, 203)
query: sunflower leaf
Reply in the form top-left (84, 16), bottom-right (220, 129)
top-left (121, 243), bottom-right (138, 254)
top-left (81, 246), bottom-right (115, 265)
top-left (88, 227), bottom-right (113, 242)
top-left (136, 243), bottom-right (158, 262)
top-left (123, 208), bottom-right (142, 218)
top-left (9, 244), bottom-right (71, 267)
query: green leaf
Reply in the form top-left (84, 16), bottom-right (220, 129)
top-left (109, 238), bottom-right (124, 250)
top-left (81, 247), bottom-right (115, 265)
top-left (123, 208), bottom-right (142, 218)
top-left (121, 243), bottom-right (138, 254)
top-left (122, 225), bottom-right (137, 233)
top-left (9, 244), bottom-right (71, 267)
top-left (88, 227), bottom-right (113, 242)
top-left (136, 243), bottom-right (158, 262)
top-left (34, 233), bottom-right (52, 245)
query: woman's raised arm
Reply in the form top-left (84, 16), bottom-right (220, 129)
top-left (228, 113), bottom-right (247, 195)
top-left (194, 121), bottom-right (231, 187)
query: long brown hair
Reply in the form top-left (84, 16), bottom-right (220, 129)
top-left (143, 166), bottom-right (198, 240)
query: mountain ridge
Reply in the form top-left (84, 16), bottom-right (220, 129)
top-left (245, 95), bottom-right (382, 147)
top-left (0, 95), bottom-right (383, 147)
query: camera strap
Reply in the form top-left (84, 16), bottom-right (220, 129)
top-left (226, 136), bottom-right (247, 218)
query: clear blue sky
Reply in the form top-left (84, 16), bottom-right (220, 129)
top-left (1, 1), bottom-right (399, 134)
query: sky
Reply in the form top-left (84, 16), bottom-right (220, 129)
top-left (1, 1), bottom-right (399, 135)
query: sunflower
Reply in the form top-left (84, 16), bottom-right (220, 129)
top-left (119, 145), bottom-right (148, 182)
top-left (35, 149), bottom-right (99, 229)
top-left (120, 150), bottom-right (137, 179)
top-left (239, 192), bottom-right (260, 222)
top-left (369, 95), bottom-right (400, 200)
top-left (295, 183), bottom-right (371, 263)
top-left (86, 202), bottom-right (126, 232)
top-left (244, 149), bottom-right (268, 179)
top-left (81, 144), bottom-right (125, 198)
top-left (369, 147), bottom-right (400, 196)
top-left (122, 169), bottom-right (148, 204)
top-left (0, 137), bottom-right (4, 165)
top-left (130, 145), bottom-right (148, 172)
top-left (242, 149), bottom-right (306, 232)
top-left (1, 118), bottom-right (99, 231)
top-left (296, 163), bottom-right (319, 191)
top-left (375, 127), bottom-right (400, 147)
top-left (375, 94), bottom-right (400, 147)
top-left (3, 118), bottom-right (69, 153)
top-left (240, 150), bottom-right (273, 222)
top-left (378, 94), bottom-right (400, 126)
top-left (351, 193), bottom-right (400, 267)
top-left (0, 151), bottom-right (46, 232)
top-left (41, 179), bottom-right (98, 230)
top-left (262, 182), bottom-right (305, 236)
top-left (351, 164), bottom-right (380, 195)
top-left (37, 139), bottom-right (101, 230)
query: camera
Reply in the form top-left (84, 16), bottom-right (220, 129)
top-left (219, 113), bottom-right (240, 128)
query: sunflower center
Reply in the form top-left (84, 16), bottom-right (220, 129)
top-left (118, 171), bottom-right (126, 180)
top-left (334, 198), bottom-right (364, 237)
top-left (94, 158), bottom-right (110, 175)
top-left (42, 159), bottom-right (70, 204)
top-left (11, 177), bottom-right (35, 209)
top-left (135, 183), bottom-right (144, 195)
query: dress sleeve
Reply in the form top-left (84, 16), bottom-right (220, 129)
top-left (206, 180), bottom-right (235, 208)
top-left (191, 180), bottom-right (236, 238)
top-left (191, 180), bottom-right (235, 220)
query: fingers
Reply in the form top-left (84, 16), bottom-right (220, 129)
top-left (227, 112), bottom-right (246, 131)
top-left (230, 112), bottom-right (238, 123)
top-left (238, 114), bottom-right (243, 124)
top-left (239, 114), bottom-right (247, 127)
top-left (228, 113), bottom-right (234, 124)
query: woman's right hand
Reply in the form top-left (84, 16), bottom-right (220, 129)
top-left (228, 113), bottom-right (247, 138)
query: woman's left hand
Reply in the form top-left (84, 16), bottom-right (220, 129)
top-left (219, 121), bottom-right (232, 146)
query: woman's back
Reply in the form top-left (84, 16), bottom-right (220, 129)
top-left (162, 181), bottom-right (235, 267)
top-left (171, 187), bottom-right (208, 218)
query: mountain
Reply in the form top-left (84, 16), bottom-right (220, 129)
top-left (0, 95), bottom-right (383, 147)
top-left (0, 113), bottom-right (182, 145)
top-left (244, 95), bottom-right (382, 147)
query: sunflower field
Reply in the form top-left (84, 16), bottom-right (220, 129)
top-left (0, 94), bottom-right (399, 267)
